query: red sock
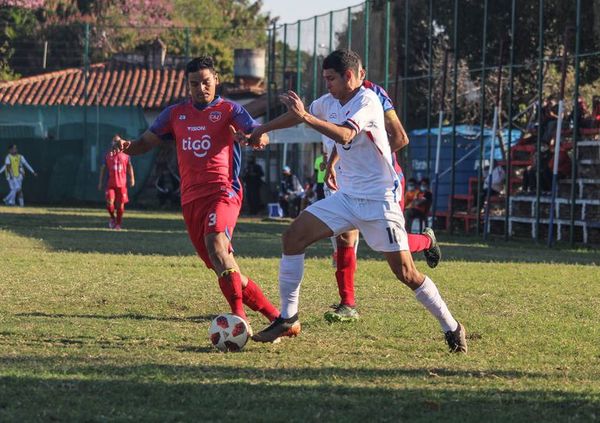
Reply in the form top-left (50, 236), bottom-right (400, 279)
top-left (116, 204), bottom-right (124, 225)
top-left (407, 234), bottom-right (432, 253)
top-left (336, 246), bottom-right (356, 307)
top-left (218, 271), bottom-right (247, 320)
top-left (107, 204), bottom-right (115, 219)
top-left (242, 279), bottom-right (279, 321)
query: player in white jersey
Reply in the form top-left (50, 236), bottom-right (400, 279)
top-left (249, 49), bottom-right (467, 353)
top-left (1, 144), bottom-right (37, 206)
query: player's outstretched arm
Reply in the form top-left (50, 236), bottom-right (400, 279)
top-left (324, 146), bottom-right (340, 191)
top-left (127, 162), bottom-right (135, 187)
top-left (97, 165), bottom-right (105, 190)
top-left (385, 109), bottom-right (409, 153)
top-left (254, 110), bottom-right (303, 135)
top-left (112, 130), bottom-right (162, 156)
top-left (280, 91), bottom-right (356, 145)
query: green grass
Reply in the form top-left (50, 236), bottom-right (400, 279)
top-left (0, 206), bottom-right (599, 422)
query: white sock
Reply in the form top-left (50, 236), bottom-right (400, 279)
top-left (414, 276), bottom-right (458, 332)
top-left (279, 254), bottom-right (305, 319)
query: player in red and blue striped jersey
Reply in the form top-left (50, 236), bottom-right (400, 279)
top-left (111, 56), bottom-right (287, 335)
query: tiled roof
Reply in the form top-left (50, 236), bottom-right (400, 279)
top-left (0, 62), bottom-right (188, 108)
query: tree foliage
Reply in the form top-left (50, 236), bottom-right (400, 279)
top-left (0, 0), bottom-right (270, 81)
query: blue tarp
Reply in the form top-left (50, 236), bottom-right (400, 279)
top-left (408, 125), bottom-right (522, 212)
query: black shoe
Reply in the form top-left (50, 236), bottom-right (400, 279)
top-left (252, 314), bottom-right (302, 343)
top-left (422, 227), bottom-right (442, 269)
top-left (445, 322), bottom-right (468, 353)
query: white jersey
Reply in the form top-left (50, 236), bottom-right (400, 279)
top-left (309, 87), bottom-right (400, 201)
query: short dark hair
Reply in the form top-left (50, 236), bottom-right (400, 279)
top-left (420, 177), bottom-right (430, 185)
top-left (185, 56), bottom-right (216, 76)
top-left (322, 49), bottom-right (362, 77)
top-left (8, 144), bottom-right (16, 150)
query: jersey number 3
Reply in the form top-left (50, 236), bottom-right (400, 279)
top-left (208, 213), bottom-right (217, 226)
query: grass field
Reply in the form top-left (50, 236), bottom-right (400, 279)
top-left (1, 206), bottom-right (599, 422)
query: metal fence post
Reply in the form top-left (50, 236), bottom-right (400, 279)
top-left (426, 0), bottom-right (434, 180)
top-left (347, 7), bottom-right (352, 49)
top-left (569, 0), bottom-right (582, 245)
top-left (449, 0), bottom-right (459, 234)
top-left (476, 0), bottom-right (488, 236)
top-left (534, 0), bottom-right (545, 243)
top-left (364, 1), bottom-right (369, 71)
top-left (296, 20), bottom-right (301, 95)
top-left (384, 0), bottom-right (390, 91)
top-left (312, 16), bottom-right (318, 101)
top-left (505, 0), bottom-right (516, 240)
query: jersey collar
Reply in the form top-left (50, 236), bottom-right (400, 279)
top-left (192, 96), bottom-right (222, 111)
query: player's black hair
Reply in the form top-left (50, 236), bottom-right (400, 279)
top-left (420, 177), bottom-right (430, 185)
top-left (185, 56), bottom-right (216, 76)
top-left (322, 49), bottom-right (362, 77)
top-left (8, 144), bottom-right (16, 150)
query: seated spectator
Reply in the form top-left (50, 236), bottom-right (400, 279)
top-left (279, 165), bottom-right (304, 218)
top-left (479, 162), bottom-right (505, 207)
top-left (592, 96), bottom-right (600, 128)
top-left (155, 164), bottom-right (180, 208)
top-left (404, 178), bottom-right (418, 209)
top-left (521, 147), bottom-right (551, 194)
top-left (568, 96), bottom-right (595, 130)
top-left (300, 177), bottom-right (317, 211)
top-left (404, 178), bottom-right (432, 233)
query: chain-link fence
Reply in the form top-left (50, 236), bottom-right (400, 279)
top-left (266, 0), bottom-right (600, 246)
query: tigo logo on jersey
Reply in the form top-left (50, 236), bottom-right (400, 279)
top-left (209, 111), bottom-right (222, 122)
top-left (182, 135), bottom-right (212, 158)
top-left (178, 114), bottom-right (187, 120)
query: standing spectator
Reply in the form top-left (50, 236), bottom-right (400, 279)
top-left (313, 150), bottom-right (327, 201)
top-left (155, 163), bottom-right (180, 208)
top-left (242, 156), bottom-right (264, 215)
top-left (98, 146), bottom-right (135, 230)
top-left (479, 162), bottom-right (505, 208)
top-left (279, 165), bottom-right (304, 218)
top-left (542, 95), bottom-right (559, 145)
top-left (2, 144), bottom-right (37, 207)
top-left (592, 96), bottom-right (600, 128)
top-left (404, 178), bottom-right (433, 232)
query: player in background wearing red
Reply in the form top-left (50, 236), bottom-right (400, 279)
top-left (111, 56), bottom-right (285, 335)
top-left (98, 146), bottom-right (134, 230)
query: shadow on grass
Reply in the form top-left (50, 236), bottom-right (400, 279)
top-left (0, 357), bottom-right (598, 422)
top-left (15, 311), bottom-right (215, 324)
top-left (1, 209), bottom-right (597, 265)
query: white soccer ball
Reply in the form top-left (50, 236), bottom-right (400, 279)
top-left (208, 313), bottom-right (250, 352)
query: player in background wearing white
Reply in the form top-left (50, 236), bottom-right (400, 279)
top-left (250, 49), bottom-right (467, 353)
top-left (1, 144), bottom-right (37, 206)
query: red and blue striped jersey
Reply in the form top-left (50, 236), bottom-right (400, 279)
top-left (150, 97), bottom-right (258, 205)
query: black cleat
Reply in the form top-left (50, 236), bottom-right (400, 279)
top-left (252, 313), bottom-right (301, 343)
top-left (445, 322), bottom-right (468, 353)
top-left (422, 227), bottom-right (442, 268)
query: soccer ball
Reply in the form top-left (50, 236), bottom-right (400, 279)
top-left (208, 314), bottom-right (250, 352)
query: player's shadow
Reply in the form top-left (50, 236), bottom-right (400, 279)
top-left (15, 311), bottom-right (215, 324)
top-left (0, 356), bottom-right (596, 421)
top-left (0, 210), bottom-right (325, 258)
top-left (1, 210), bottom-right (597, 264)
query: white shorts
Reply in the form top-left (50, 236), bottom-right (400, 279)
top-left (8, 176), bottom-right (23, 191)
top-left (305, 192), bottom-right (409, 252)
